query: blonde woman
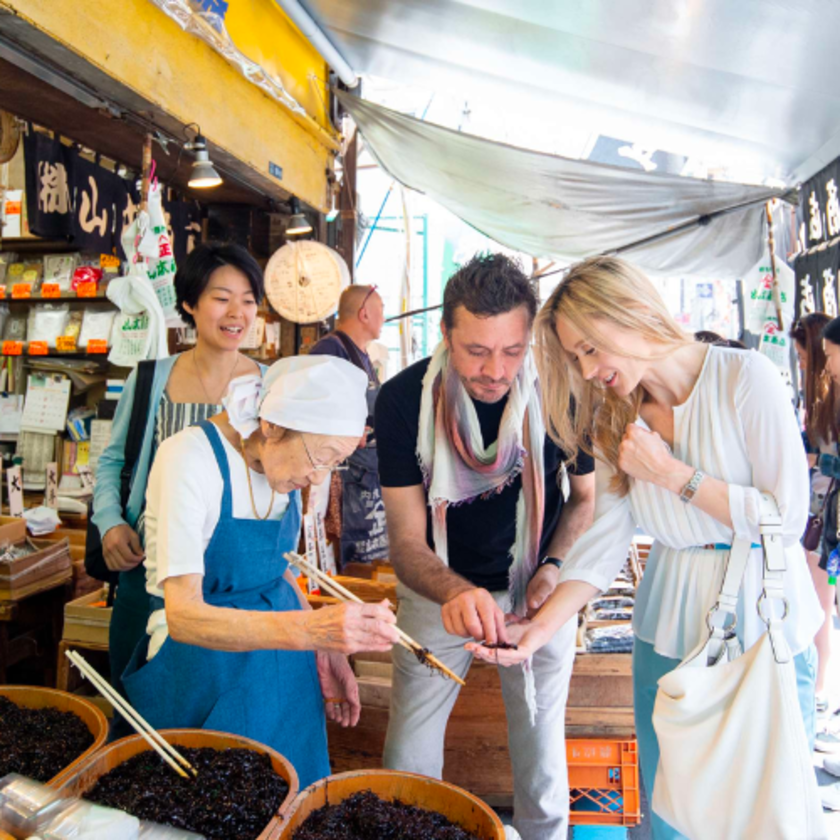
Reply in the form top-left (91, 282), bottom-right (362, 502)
top-left (468, 257), bottom-right (823, 839)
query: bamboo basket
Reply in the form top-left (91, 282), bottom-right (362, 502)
top-left (52, 728), bottom-right (298, 839)
top-left (276, 769), bottom-right (504, 839)
top-left (0, 686), bottom-right (108, 785)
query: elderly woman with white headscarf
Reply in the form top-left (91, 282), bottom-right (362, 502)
top-left (121, 355), bottom-right (399, 788)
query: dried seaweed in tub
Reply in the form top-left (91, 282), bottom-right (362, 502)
top-left (292, 789), bottom-right (482, 840)
top-left (0, 695), bottom-right (94, 782)
top-left (86, 747), bottom-right (289, 840)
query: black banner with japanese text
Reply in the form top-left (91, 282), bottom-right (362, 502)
top-left (23, 129), bottom-right (200, 263)
top-left (793, 242), bottom-right (840, 321)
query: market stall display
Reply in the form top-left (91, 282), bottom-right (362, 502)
top-left (291, 790), bottom-right (482, 840)
top-left (87, 747), bottom-right (288, 839)
top-left (54, 729), bottom-right (298, 840)
top-left (280, 770), bottom-right (504, 840)
top-left (0, 686), bottom-right (107, 784)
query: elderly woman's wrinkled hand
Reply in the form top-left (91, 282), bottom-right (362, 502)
top-left (305, 599), bottom-right (399, 654)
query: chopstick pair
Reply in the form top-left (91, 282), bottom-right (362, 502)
top-left (65, 650), bottom-right (197, 779)
top-left (285, 551), bottom-right (466, 687)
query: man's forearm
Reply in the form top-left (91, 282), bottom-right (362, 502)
top-left (391, 538), bottom-right (475, 605)
top-left (543, 494), bottom-right (595, 560)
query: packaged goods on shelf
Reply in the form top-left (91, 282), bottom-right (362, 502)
top-left (2, 310), bottom-right (26, 341)
top-left (79, 307), bottom-right (115, 349)
top-left (43, 253), bottom-right (80, 291)
top-left (28, 303), bottom-right (71, 347)
top-left (585, 624), bottom-right (635, 654)
top-left (66, 407), bottom-right (96, 442)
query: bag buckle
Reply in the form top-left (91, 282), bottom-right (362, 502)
top-left (706, 604), bottom-right (737, 636)
top-left (757, 588), bottom-right (789, 626)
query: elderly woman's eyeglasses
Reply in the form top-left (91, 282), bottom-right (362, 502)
top-left (301, 434), bottom-right (349, 472)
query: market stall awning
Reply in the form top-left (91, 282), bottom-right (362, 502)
top-left (311, 0), bottom-right (840, 184)
top-left (337, 91), bottom-right (787, 279)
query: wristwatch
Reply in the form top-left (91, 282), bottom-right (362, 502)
top-left (679, 469), bottom-right (706, 504)
top-left (539, 556), bottom-right (563, 571)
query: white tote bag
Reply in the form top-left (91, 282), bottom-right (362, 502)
top-left (652, 493), bottom-right (827, 840)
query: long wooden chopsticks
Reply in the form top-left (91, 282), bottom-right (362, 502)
top-left (65, 650), bottom-right (197, 779)
top-left (285, 551), bottom-right (466, 687)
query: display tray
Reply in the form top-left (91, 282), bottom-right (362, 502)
top-left (0, 520), bottom-right (72, 601)
top-left (62, 587), bottom-right (111, 645)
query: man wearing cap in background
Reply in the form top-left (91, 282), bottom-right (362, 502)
top-left (120, 354), bottom-right (400, 789)
top-left (310, 284), bottom-right (389, 567)
top-left (375, 254), bottom-right (596, 839)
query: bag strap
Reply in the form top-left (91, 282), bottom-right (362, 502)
top-left (333, 331), bottom-right (379, 388)
top-left (118, 359), bottom-right (155, 509)
top-left (705, 492), bottom-right (790, 665)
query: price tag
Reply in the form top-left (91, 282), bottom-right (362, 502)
top-left (76, 281), bottom-right (98, 298)
top-left (11, 283), bottom-right (31, 299)
top-left (56, 336), bottom-right (77, 353)
top-left (100, 253), bottom-right (120, 269)
top-left (28, 341), bottom-right (48, 356)
top-left (2, 341), bottom-right (23, 356)
top-left (87, 339), bottom-right (108, 354)
top-left (41, 283), bottom-right (61, 299)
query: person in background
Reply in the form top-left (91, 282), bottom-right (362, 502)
top-left (803, 317), bottom-right (840, 778)
top-left (310, 285), bottom-right (388, 566)
top-left (92, 243), bottom-right (265, 715)
top-left (475, 256), bottom-right (823, 839)
top-left (376, 254), bottom-right (596, 840)
top-left (121, 355), bottom-right (399, 789)
top-left (790, 314), bottom-right (837, 724)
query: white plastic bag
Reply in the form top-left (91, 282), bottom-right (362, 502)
top-left (145, 183), bottom-right (181, 326)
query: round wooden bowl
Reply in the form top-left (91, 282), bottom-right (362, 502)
top-left (0, 685), bottom-right (108, 785)
top-left (53, 728), bottom-right (298, 839)
top-left (276, 769), bottom-right (505, 839)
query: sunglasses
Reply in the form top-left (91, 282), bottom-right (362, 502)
top-left (357, 284), bottom-right (379, 317)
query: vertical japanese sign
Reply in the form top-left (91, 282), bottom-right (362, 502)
top-left (6, 465), bottom-right (23, 517)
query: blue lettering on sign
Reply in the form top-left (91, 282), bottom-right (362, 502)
top-left (199, 0), bottom-right (229, 17)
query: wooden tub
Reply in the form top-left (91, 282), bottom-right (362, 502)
top-left (0, 686), bottom-right (108, 785)
top-left (52, 728), bottom-right (298, 839)
top-left (276, 769), bottom-right (505, 839)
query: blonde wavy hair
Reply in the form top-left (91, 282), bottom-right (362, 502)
top-left (534, 256), bottom-right (691, 496)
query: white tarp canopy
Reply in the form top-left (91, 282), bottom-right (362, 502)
top-left (337, 90), bottom-right (789, 280)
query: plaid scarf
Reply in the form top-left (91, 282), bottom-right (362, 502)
top-left (418, 342), bottom-right (545, 616)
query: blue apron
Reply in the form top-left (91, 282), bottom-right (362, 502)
top-left (122, 422), bottom-right (330, 788)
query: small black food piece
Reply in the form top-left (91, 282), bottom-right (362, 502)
top-left (292, 789), bottom-right (482, 840)
top-left (86, 747), bottom-right (289, 840)
top-left (481, 642), bottom-right (519, 650)
top-left (0, 695), bottom-right (94, 782)
top-left (412, 646), bottom-right (432, 667)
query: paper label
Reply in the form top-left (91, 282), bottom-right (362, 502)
top-left (56, 336), bottom-right (77, 353)
top-left (28, 341), bottom-right (49, 356)
top-left (77, 464), bottom-right (95, 491)
top-left (86, 339), bottom-right (108, 354)
top-left (2, 341), bottom-right (23, 356)
top-left (45, 462), bottom-right (58, 509)
top-left (315, 513), bottom-right (336, 575)
top-left (41, 283), bottom-right (61, 299)
top-left (7, 465), bottom-right (23, 517)
top-left (11, 283), bottom-right (31, 299)
top-left (76, 281), bottom-right (98, 298)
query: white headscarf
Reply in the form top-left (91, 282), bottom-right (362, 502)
top-left (223, 355), bottom-right (368, 438)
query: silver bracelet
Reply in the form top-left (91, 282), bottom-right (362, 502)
top-left (679, 469), bottom-right (706, 504)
